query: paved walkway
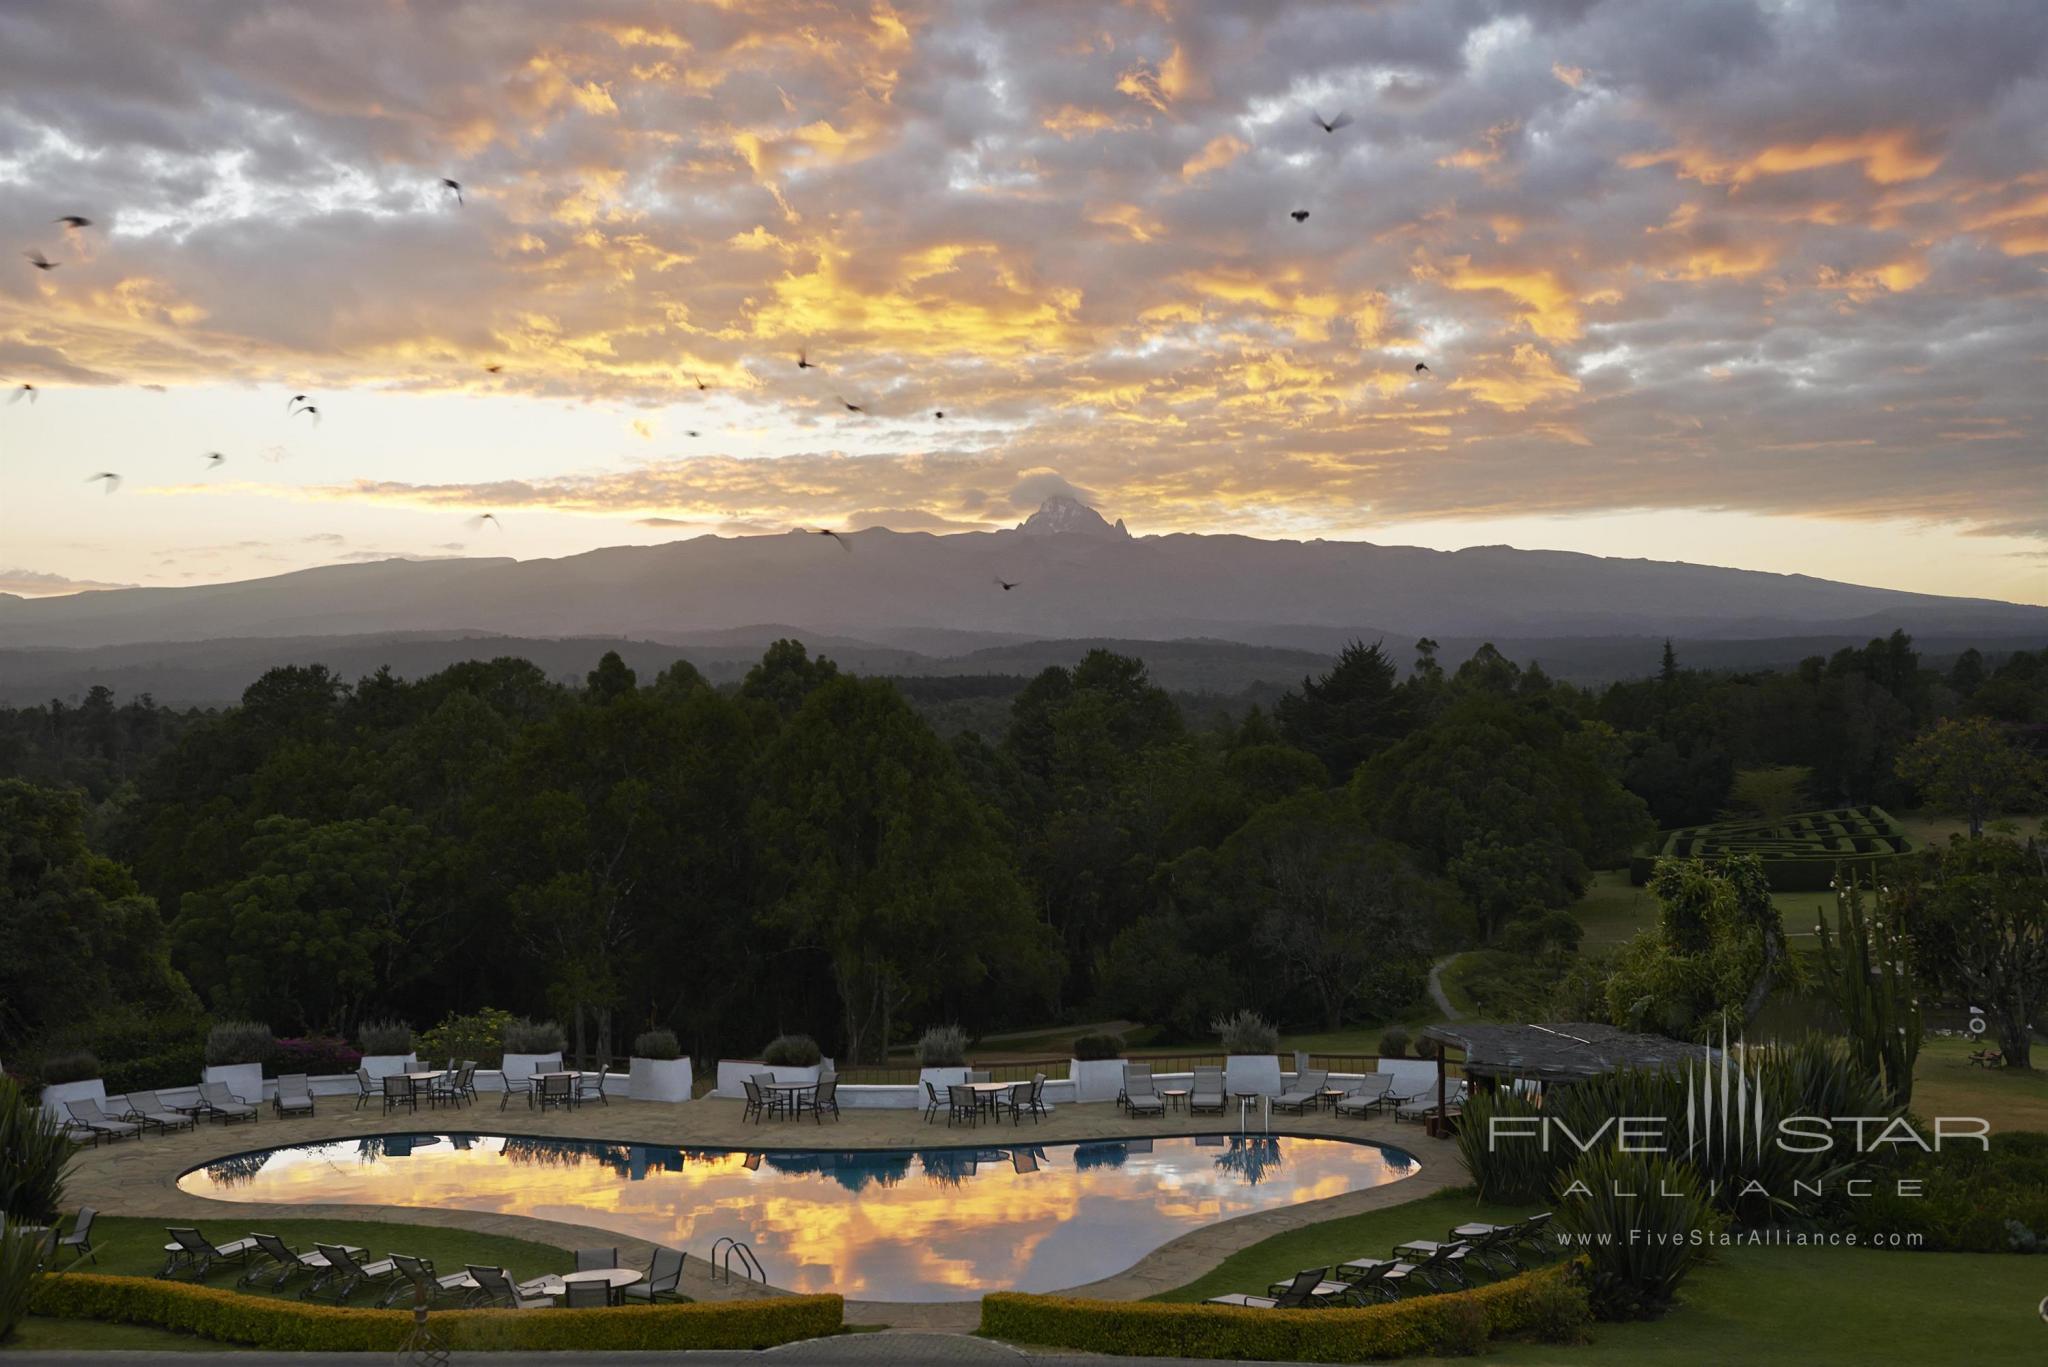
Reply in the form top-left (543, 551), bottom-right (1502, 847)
top-left (62, 1094), bottom-right (1465, 1326)
top-left (1427, 954), bottom-right (1464, 1021)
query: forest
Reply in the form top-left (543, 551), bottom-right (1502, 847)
top-left (2, 630), bottom-right (2044, 1074)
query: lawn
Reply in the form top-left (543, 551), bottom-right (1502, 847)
top-left (1913, 1034), bottom-right (2048, 1134)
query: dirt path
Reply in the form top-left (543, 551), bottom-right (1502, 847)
top-left (1427, 954), bottom-right (1463, 1021)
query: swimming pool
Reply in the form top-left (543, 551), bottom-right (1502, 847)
top-left (178, 1133), bottom-right (1417, 1301)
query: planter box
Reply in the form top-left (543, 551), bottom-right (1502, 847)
top-left (917, 1066), bottom-right (970, 1103)
top-left (361, 1053), bottom-right (418, 1081)
top-left (1224, 1054), bottom-right (1282, 1097)
top-left (1068, 1058), bottom-right (1128, 1103)
top-left (628, 1057), bottom-right (694, 1103)
top-left (203, 1062), bottom-right (266, 1104)
top-left (40, 1077), bottom-right (106, 1121)
top-left (839, 1084), bottom-right (921, 1109)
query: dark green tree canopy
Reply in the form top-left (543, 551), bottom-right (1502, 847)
top-left (1275, 638), bottom-right (1411, 782)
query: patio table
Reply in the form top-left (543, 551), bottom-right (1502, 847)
top-left (1160, 1087), bottom-right (1190, 1113)
top-left (761, 1080), bottom-right (815, 1119)
top-left (530, 1266), bottom-right (645, 1305)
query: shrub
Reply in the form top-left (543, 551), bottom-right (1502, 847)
top-left (760, 1034), bottom-right (822, 1068)
top-left (632, 1029), bottom-right (681, 1061)
top-left (978, 1264), bottom-right (1582, 1361)
top-left (1376, 1027), bottom-right (1410, 1060)
top-left (1521, 1266), bottom-right (1594, 1344)
top-left (1556, 1148), bottom-right (1723, 1320)
top-left (1212, 1010), bottom-right (1279, 1056)
top-left (356, 1019), bottom-right (414, 1055)
top-left (1435, 1297), bottom-right (1489, 1356)
top-left (58, 1008), bottom-right (208, 1097)
top-left (503, 1019), bottom-right (566, 1055)
top-left (916, 1025), bottom-right (968, 1068)
top-left (28, 1275), bottom-right (842, 1351)
top-left (272, 1037), bottom-right (363, 1076)
top-left (205, 1020), bottom-right (274, 1068)
top-left (38, 1051), bottom-right (101, 1085)
top-left (1846, 1131), bottom-right (2048, 1252)
top-left (0, 1220), bottom-right (40, 1344)
top-left (1456, 1088), bottom-right (1553, 1204)
top-left (418, 1008), bottom-right (515, 1068)
top-left (1071, 1033), bottom-right (1125, 1061)
top-left (0, 1078), bottom-right (75, 1223)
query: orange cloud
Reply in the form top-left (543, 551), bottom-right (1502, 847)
top-left (1628, 130), bottom-right (1942, 186)
top-left (1449, 344), bottom-right (1581, 411)
top-left (1430, 259), bottom-right (1583, 340)
top-left (1182, 134), bottom-right (1247, 180)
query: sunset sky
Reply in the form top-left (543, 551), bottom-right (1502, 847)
top-left (1, 0), bottom-right (2043, 604)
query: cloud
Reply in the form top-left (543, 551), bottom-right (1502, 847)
top-left (0, 567), bottom-right (137, 596)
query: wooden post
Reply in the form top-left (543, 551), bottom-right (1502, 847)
top-left (1435, 1047), bottom-right (1446, 1121)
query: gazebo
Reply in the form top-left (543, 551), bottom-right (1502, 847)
top-left (1416, 1022), bottom-right (1718, 1132)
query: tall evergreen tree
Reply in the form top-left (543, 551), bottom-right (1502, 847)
top-left (1275, 639), bottom-right (1412, 782)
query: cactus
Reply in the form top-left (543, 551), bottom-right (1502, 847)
top-left (1814, 867), bottom-right (1921, 1108)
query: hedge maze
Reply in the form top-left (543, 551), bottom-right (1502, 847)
top-left (1629, 805), bottom-right (1917, 891)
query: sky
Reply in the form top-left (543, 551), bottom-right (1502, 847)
top-left (0, 0), bottom-right (2044, 605)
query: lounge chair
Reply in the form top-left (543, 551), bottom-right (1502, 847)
top-left (121, 1091), bottom-right (196, 1135)
top-left (575, 1247), bottom-right (618, 1272)
top-left (565, 1280), bottom-right (610, 1309)
top-left (1334, 1258), bottom-right (1398, 1302)
top-left (1205, 1265), bottom-right (1342, 1309)
top-left (379, 1253), bottom-right (476, 1308)
top-left (273, 1073), bottom-right (315, 1119)
top-left (1121, 1066), bottom-right (1166, 1118)
top-left (382, 1074), bottom-right (418, 1114)
top-left (621, 1245), bottom-right (687, 1303)
top-left (1379, 1239), bottom-right (1473, 1291)
top-left (466, 1263), bottom-right (554, 1310)
top-left (240, 1232), bottom-right (351, 1290)
top-left (807, 1075), bottom-right (840, 1123)
top-left (64, 1099), bottom-right (142, 1147)
top-left (54, 1207), bottom-right (98, 1266)
top-left (1271, 1069), bottom-right (1329, 1114)
top-left (1395, 1080), bottom-right (1467, 1123)
top-left (1188, 1065), bottom-right (1227, 1115)
top-left (158, 1226), bottom-right (260, 1280)
top-left (1333, 1073), bottom-right (1393, 1118)
top-left (1380, 1081), bottom-right (1434, 1121)
top-left (197, 1080), bottom-right (259, 1124)
top-left (1450, 1211), bottom-right (1556, 1262)
top-left (945, 1084), bottom-right (979, 1127)
top-left (306, 1242), bottom-right (398, 1303)
top-left (1116, 1062), bottom-right (1154, 1112)
top-left (575, 1069), bottom-right (608, 1108)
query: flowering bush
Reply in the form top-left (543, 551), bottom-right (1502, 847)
top-left (271, 1037), bottom-right (362, 1076)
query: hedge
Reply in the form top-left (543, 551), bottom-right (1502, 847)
top-left (1628, 804), bottom-right (1915, 891)
top-left (979, 1264), bottom-right (1580, 1362)
top-left (30, 1275), bottom-right (841, 1351)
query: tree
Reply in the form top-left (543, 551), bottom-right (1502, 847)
top-left (1275, 639), bottom-right (1412, 783)
top-left (1595, 855), bottom-right (1795, 1039)
top-left (1896, 716), bottom-right (2045, 838)
top-left (1899, 833), bottom-right (2048, 1069)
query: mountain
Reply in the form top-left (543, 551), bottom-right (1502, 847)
top-left (2, 500), bottom-right (2042, 656)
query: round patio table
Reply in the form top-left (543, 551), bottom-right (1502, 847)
top-left (762, 1080), bottom-right (816, 1119)
top-left (532, 1267), bottom-right (644, 1304)
top-left (1160, 1087), bottom-right (1190, 1112)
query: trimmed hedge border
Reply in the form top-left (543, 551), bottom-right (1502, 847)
top-left (980, 1264), bottom-right (1579, 1362)
top-left (30, 1274), bottom-right (842, 1351)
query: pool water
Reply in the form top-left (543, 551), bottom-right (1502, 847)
top-left (178, 1133), bottom-right (1417, 1301)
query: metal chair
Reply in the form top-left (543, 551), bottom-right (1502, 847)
top-left (574, 1247), bottom-right (618, 1272)
top-left (537, 1072), bottom-right (574, 1111)
top-left (381, 1074), bottom-right (417, 1114)
top-left (55, 1207), bottom-right (98, 1266)
top-left (622, 1246), bottom-right (686, 1303)
top-left (564, 1279), bottom-right (611, 1309)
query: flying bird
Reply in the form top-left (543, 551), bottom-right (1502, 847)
top-left (23, 251), bottom-right (58, 271)
top-left (484, 363), bottom-right (502, 374)
top-left (1312, 110), bottom-right (1353, 134)
top-left (293, 404), bottom-right (320, 424)
top-left (684, 429), bottom-right (701, 438)
top-left (1290, 210), bottom-right (1310, 223)
top-left (934, 411), bottom-right (944, 420)
top-left (86, 471), bottom-right (121, 493)
top-left (10, 383), bottom-right (34, 404)
top-left (54, 216), bottom-right (91, 229)
top-left (468, 513), bottom-right (501, 531)
top-left (441, 178), bottom-right (463, 205)
top-left (1414, 362), bottom-right (1430, 373)
top-left (693, 374), bottom-right (709, 390)
top-left (204, 451), bottom-right (226, 467)
top-left (994, 577), bottom-right (1018, 592)
top-left (796, 348), bottom-right (818, 371)
top-left (812, 528), bottom-right (850, 552)
top-left (286, 393), bottom-right (308, 412)
top-left (836, 396), bottom-right (865, 413)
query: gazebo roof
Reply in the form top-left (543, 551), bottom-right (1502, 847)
top-left (1419, 1021), bottom-right (1716, 1083)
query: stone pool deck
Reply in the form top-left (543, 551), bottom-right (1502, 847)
top-left (64, 1095), bottom-right (1466, 1330)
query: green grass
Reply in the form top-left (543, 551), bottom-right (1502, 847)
top-left (2, 1315), bottom-right (232, 1351)
top-left (1913, 1033), bottom-right (2048, 1133)
top-left (1573, 869), bottom-right (1832, 954)
top-left (51, 1215), bottom-right (573, 1308)
top-left (1152, 1190), bottom-right (1538, 1304)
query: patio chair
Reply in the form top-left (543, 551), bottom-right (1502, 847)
top-left (382, 1074), bottom-right (418, 1115)
top-left (1116, 1062), bottom-right (1154, 1112)
top-left (945, 1084), bottom-right (980, 1127)
top-left (64, 1099), bottom-right (142, 1147)
top-left (158, 1226), bottom-right (261, 1280)
top-left (353, 1068), bottom-right (375, 1110)
top-left (537, 1072), bottom-right (575, 1111)
top-left (575, 1068), bottom-right (609, 1107)
top-left (1002, 1080), bottom-right (1033, 1124)
top-left (1451, 1211), bottom-right (1556, 1261)
top-left (1383, 1239), bottom-right (1473, 1291)
top-left (622, 1245), bottom-right (687, 1303)
top-left (499, 1062), bottom-right (538, 1110)
top-left (741, 1076), bottom-right (769, 1124)
top-left (751, 1073), bottom-right (790, 1120)
top-left (54, 1207), bottom-right (98, 1266)
top-left (122, 1091), bottom-right (196, 1135)
top-left (575, 1247), bottom-right (618, 1272)
top-left (1271, 1069), bottom-right (1329, 1114)
top-left (922, 1078), bottom-right (944, 1124)
top-left (466, 1263), bottom-right (554, 1310)
top-left (378, 1253), bottom-right (475, 1308)
top-left (197, 1080), bottom-right (259, 1124)
top-left (1188, 1065), bottom-right (1227, 1115)
top-left (1122, 1068), bottom-right (1166, 1118)
top-left (307, 1242), bottom-right (399, 1303)
top-left (1395, 1080), bottom-right (1466, 1123)
top-left (1333, 1073), bottom-right (1393, 1118)
top-left (1334, 1258), bottom-right (1399, 1303)
top-left (1382, 1081), bottom-right (1435, 1122)
top-left (1205, 1266), bottom-right (1340, 1309)
top-left (565, 1279), bottom-right (611, 1309)
top-left (808, 1074), bottom-right (840, 1123)
top-left (239, 1232), bottom-right (343, 1289)
top-left (273, 1073), bottom-right (315, 1119)
top-left (456, 1061), bottom-right (480, 1103)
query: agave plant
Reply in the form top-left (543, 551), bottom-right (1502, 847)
top-left (0, 1218), bottom-right (43, 1344)
top-left (1555, 1147), bottom-right (1724, 1320)
top-left (0, 1077), bottom-right (73, 1224)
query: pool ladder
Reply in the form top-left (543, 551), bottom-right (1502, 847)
top-left (710, 1236), bottom-right (766, 1285)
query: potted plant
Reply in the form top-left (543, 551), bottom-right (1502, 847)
top-left (760, 1033), bottom-right (829, 1085)
top-left (1068, 1032), bottom-right (1127, 1103)
top-left (354, 1020), bottom-right (416, 1080)
top-left (915, 1024), bottom-right (971, 1095)
top-left (33, 1049), bottom-right (107, 1120)
top-left (628, 1029), bottom-right (693, 1103)
top-left (1215, 1010), bottom-right (1282, 1097)
top-left (500, 1018), bottom-right (565, 1089)
top-left (203, 1021), bottom-right (273, 1103)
